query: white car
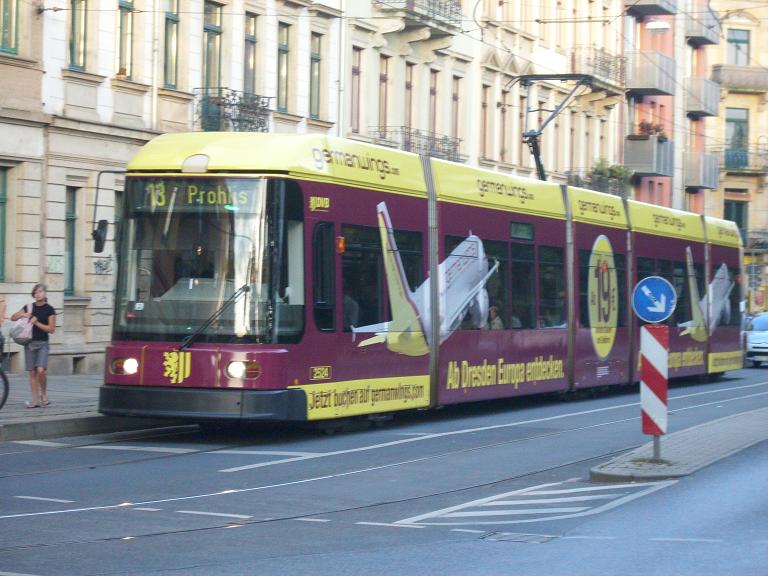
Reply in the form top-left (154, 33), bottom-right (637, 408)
top-left (745, 312), bottom-right (768, 367)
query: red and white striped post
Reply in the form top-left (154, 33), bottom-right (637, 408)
top-left (640, 324), bottom-right (668, 460)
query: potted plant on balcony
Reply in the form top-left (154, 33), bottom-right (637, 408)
top-left (633, 119), bottom-right (668, 142)
top-left (588, 159), bottom-right (633, 196)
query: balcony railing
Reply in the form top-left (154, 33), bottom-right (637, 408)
top-left (373, 0), bottom-right (462, 36)
top-left (686, 78), bottom-right (720, 117)
top-left (712, 65), bottom-right (768, 92)
top-left (685, 3), bottom-right (720, 45)
top-left (626, 51), bottom-right (676, 96)
top-left (566, 170), bottom-right (629, 198)
top-left (720, 148), bottom-right (768, 172)
top-left (570, 46), bottom-right (625, 90)
top-left (683, 152), bottom-right (719, 189)
top-left (625, 0), bottom-right (676, 16)
top-left (195, 87), bottom-right (272, 132)
top-left (371, 126), bottom-right (465, 163)
top-left (624, 135), bottom-right (674, 177)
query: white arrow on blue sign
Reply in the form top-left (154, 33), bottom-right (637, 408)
top-left (632, 276), bottom-right (677, 324)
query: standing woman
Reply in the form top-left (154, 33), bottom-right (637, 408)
top-left (10, 284), bottom-right (56, 408)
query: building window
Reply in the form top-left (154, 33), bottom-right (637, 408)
top-left (724, 199), bottom-right (747, 244)
top-left (404, 62), bottom-right (414, 130)
top-left (164, 0), bottom-right (179, 88)
top-left (350, 46), bottom-right (362, 133)
top-left (378, 55), bottom-right (389, 126)
top-left (429, 69), bottom-right (438, 133)
top-left (69, 0), bottom-right (87, 70)
top-left (726, 108), bottom-right (749, 168)
top-left (310, 32), bottom-right (322, 119)
top-left (65, 187), bottom-right (77, 296)
top-left (117, 0), bottom-right (134, 78)
top-left (500, 89), bottom-right (510, 163)
top-left (277, 22), bottom-right (290, 112)
top-left (480, 85), bottom-right (490, 159)
top-left (727, 29), bottom-right (749, 66)
top-left (244, 12), bottom-right (257, 94)
top-left (1, 0), bottom-right (18, 53)
top-left (0, 168), bottom-right (6, 281)
top-left (451, 75), bottom-right (461, 140)
top-left (203, 1), bottom-right (222, 88)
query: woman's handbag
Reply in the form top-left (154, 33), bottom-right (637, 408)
top-left (9, 305), bottom-right (33, 345)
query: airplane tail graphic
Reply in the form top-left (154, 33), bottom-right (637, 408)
top-left (680, 246), bottom-right (708, 342)
top-left (356, 203), bottom-right (428, 356)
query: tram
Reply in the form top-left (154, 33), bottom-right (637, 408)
top-left (98, 132), bottom-right (743, 422)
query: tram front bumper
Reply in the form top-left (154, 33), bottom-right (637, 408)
top-left (98, 385), bottom-right (308, 421)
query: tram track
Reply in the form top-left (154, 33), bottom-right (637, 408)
top-left (0, 380), bottom-right (766, 481)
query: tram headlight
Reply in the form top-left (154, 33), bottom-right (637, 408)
top-left (227, 361), bottom-right (246, 379)
top-left (226, 361), bottom-right (261, 380)
top-left (112, 357), bottom-right (139, 375)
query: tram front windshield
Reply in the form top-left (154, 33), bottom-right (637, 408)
top-left (113, 177), bottom-right (304, 344)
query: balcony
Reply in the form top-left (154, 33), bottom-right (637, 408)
top-left (373, 0), bottom-right (462, 37)
top-left (625, 0), bottom-right (676, 16)
top-left (570, 46), bottom-right (625, 92)
top-left (686, 78), bottom-right (720, 117)
top-left (195, 87), bottom-right (272, 132)
top-left (685, 4), bottom-right (720, 45)
top-left (371, 126), bottom-right (465, 163)
top-left (626, 51), bottom-right (676, 96)
top-left (712, 65), bottom-right (768, 92)
top-left (624, 135), bottom-right (674, 177)
top-left (566, 170), bottom-right (629, 198)
top-left (684, 152), bottom-right (719, 189)
top-left (721, 148), bottom-right (768, 173)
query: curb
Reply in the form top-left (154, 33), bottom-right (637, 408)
top-left (0, 416), bottom-right (175, 442)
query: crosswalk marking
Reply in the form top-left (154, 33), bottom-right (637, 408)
top-left (14, 496), bottom-right (75, 503)
top-left (176, 510), bottom-right (252, 519)
top-left (78, 445), bottom-right (197, 454)
top-left (397, 479), bottom-right (676, 526)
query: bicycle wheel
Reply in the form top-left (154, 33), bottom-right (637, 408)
top-left (0, 368), bottom-right (8, 410)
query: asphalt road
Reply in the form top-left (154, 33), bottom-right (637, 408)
top-left (0, 369), bottom-right (767, 575)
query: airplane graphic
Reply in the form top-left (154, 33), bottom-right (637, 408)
top-left (680, 246), bottom-right (734, 342)
top-left (351, 202), bottom-right (499, 357)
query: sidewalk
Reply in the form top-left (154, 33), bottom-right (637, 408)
top-left (0, 372), bottom-right (171, 441)
top-left (590, 406), bottom-right (768, 482)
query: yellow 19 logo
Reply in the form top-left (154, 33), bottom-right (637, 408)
top-left (587, 235), bottom-right (618, 360)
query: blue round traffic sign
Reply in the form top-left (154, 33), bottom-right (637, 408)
top-left (632, 276), bottom-right (676, 323)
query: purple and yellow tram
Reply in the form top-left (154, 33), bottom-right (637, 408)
top-left (98, 132), bottom-right (743, 422)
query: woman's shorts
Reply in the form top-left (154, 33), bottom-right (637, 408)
top-left (25, 340), bottom-right (50, 371)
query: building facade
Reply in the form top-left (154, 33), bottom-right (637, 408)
top-left (0, 0), bottom-right (725, 372)
top-left (709, 0), bottom-right (768, 312)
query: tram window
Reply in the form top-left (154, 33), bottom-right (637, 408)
top-left (672, 260), bottom-right (688, 326)
top-left (539, 246), bottom-right (565, 328)
top-left (727, 266), bottom-right (741, 326)
top-left (312, 222), bottom-right (335, 331)
top-left (637, 257), bottom-right (655, 281)
top-left (511, 243), bottom-right (535, 329)
top-left (615, 254), bottom-right (627, 328)
top-left (484, 240), bottom-right (508, 330)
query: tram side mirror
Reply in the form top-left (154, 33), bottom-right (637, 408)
top-left (92, 219), bottom-right (108, 253)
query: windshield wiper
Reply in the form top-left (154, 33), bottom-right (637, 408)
top-left (179, 284), bottom-right (250, 350)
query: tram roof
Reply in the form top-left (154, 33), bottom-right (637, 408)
top-left (430, 159), bottom-right (566, 219)
top-left (705, 216), bottom-right (742, 248)
top-left (627, 199), bottom-right (705, 242)
top-left (126, 132), bottom-right (428, 197)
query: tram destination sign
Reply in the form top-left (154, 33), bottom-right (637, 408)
top-left (632, 276), bottom-right (676, 324)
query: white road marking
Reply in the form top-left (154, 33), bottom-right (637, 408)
top-left (444, 507), bottom-right (590, 517)
top-left (0, 571), bottom-right (43, 576)
top-left (480, 495), bottom-right (618, 505)
top-left (14, 496), bottom-right (75, 503)
top-left (451, 529), bottom-right (487, 534)
top-left (216, 450), bottom-right (320, 457)
top-left (219, 384), bottom-right (768, 473)
top-left (176, 510), bottom-right (252, 520)
top-left (396, 479), bottom-right (677, 526)
top-left (563, 535), bottom-right (619, 540)
top-left (78, 445), bottom-right (197, 454)
top-left (133, 507), bottom-right (162, 512)
top-left (12, 440), bottom-right (69, 448)
top-left (650, 537), bottom-right (722, 543)
top-left (356, 522), bottom-right (426, 529)
top-left (294, 518), bottom-right (332, 522)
